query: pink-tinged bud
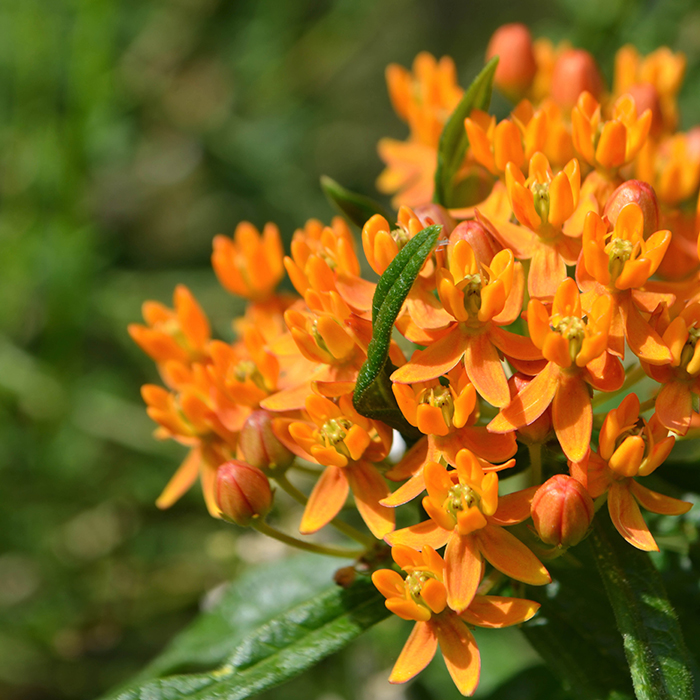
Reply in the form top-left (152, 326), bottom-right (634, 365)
top-left (551, 49), bottom-right (604, 109)
top-left (239, 410), bottom-right (295, 473)
top-left (412, 203), bottom-right (455, 235)
top-left (531, 475), bottom-right (594, 547)
top-left (508, 373), bottom-right (551, 444)
top-left (626, 83), bottom-right (664, 139)
top-left (449, 220), bottom-right (502, 265)
top-left (486, 23), bottom-right (537, 100)
top-left (685, 126), bottom-right (700, 160)
top-left (216, 460), bottom-right (273, 526)
top-left (603, 180), bottom-right (659, 239)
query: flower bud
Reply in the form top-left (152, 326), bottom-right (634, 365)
top-left (603, 180), bottom-right (659, 239)
top-left (508, 373), bottom-right (551, 444)
top-left (412, 203), bottom-right (455, 236)
top-left (531, 475), bottom-right (594, 548)
top-left (216, 460), bottom-right (273, 526)
top-left (239, 410), bottom-right (295, 473)
top-left (551, 49), bottom-right (604, 109)
top-left (626, 83), bottom-right (664, 139)
top-left (449, 220), bottom-right (502, 265)
top-left (486, 23), bottom-right (537, 100)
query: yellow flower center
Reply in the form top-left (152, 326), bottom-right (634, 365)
top-left (530, 181), bottom-right (550, 224)
top-left (680, 326), bottom-right (700, 371)
top-left (445, 483), bottom-right (480, 519)
top-left (607, 237), bottom-right (635, 283)
top-left (390, 227), bottom-right (412, 250)
top-left (552, 315), bottom-right (586, 364)
top-left (419, 386), bottom-right (455, 428)
top-left (457, 273), bottom-right (483, 317)
top-left (320, 417), bottom-right (353, 458)
top-left (234, 360), bottom-right (267, 390)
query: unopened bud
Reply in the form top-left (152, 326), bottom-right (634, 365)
top-left (531, 474), bottom-right (594, 547)
top-left (603, 180), bottom-right (659, 239)
top-left (449, 220), bottom-right (503, 265)
top-left (239, 410), bottom-right (295, 473)
top-left (551, 49), bottom-right (604, 109)
top-left (486, 23), bottom-right (537, 100)
top-left (216, 460), bottom-right (273, 526)
top-left (626, 83), bottom-right (664, 139)
top-left (412, 204), bottom-right (455, 236)
top-left (509, 374), bottom-right (551, 444)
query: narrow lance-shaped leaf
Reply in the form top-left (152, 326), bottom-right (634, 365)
top-left (321, 175), bottom-right (393, 228)
top-left (591, 510), bottom-right (694, 700)
top-left (433, 57), bottom-right (498, 207)
top-left (353, 224), bottom-right (441, 434)
top-left (100, 574), bottom-right (390, 700)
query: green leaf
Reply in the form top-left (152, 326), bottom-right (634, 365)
top-left (320, 175), bottom-right (392, 228)
top-left (100, 570), bottom-right (389, 700)
top-left (353, 224), bottom-right (441, 435)
top-left (591, 511), bottom-right (695, 700)
top-left (433, 57), bottom-right (498, 207)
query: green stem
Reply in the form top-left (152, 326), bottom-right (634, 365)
top-left (251, 519), bottom-right (364, 559)
top-left (274, 473), bottom-right (376, 548)
top-left (638, 396), bottom-right (655, 414)
top-left (528, 443), bottom-right (542, 487)
top-left (591, 363), bottom-right (646, 409)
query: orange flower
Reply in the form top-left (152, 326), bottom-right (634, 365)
top-left (212, 221), bottom-right (284, 301)
top-left (497, 152), bottom-right (589, 300)
top-left (647, 302), bottom-right (700, 434)
top-left (386, 450), bottom-right (549, 613)
top-left (391, 239), bottom-right (539, 408)
top-left (378, 53), bottom-right (463, 206)
top-left (128, 285), bottom-right (211, 371)
top-left (572, 92), bottom-right (652, 173)
top-left (579, 204), bottom-right (672, 364)
top-left (372, 544), bottom-right (540, 696)
top-left (275, 394), bottom-right (394, 538)
top-left (579, 395), bottom-right (691, 551)
top-left (489, 277), bottom-right (622, 462)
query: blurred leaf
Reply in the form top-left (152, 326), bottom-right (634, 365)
top-left (591, 511), bottom-right (695, 700)
top-left (353, 224), bottom-right (440, 435)
top-left (320, 175), bottom-right (392, 227)
top-left (99, 565), bottom-right (388, 700)
top-left (433, 57), bottom-right (497, 207)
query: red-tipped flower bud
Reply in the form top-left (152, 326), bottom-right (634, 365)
top-left (551, 49), bottom-right (604, 109)
top-left (239, 410), bottom-right (295, 473)
top-left (531, 475), bottom-right (594, 548)
top-left (486, 23), bottom-right (537, 100)
top-left (216, 460), bottom-right (273, 526)
top-left (626, 83), bottom-right (664, 139)
top-left (449, 220), bottom-right (503, 265)
top-left (603, 180), bottom-right (659, 239)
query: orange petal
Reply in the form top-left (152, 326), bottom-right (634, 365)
top-left (629, 480), bottom-right (692, 516)
top-left (460, 595), bottom-right (540, 628)
top-left (489, 486), bottom-right (538, 525)
top-left (476, 524), bottom-right (550, 585)
top-left (391, 327), bottom-right (466, 384)
top-left (434, 614), bottom-right (481, 697)
top-left (463, 332), bottom-right (510, 408)
top-left (346, 461), bottom-right (395, 538)
top-left (444, 533), bottom-right (482, 613)
top-left (488, 360), bottom-right (559, 432)
top-left (372, 569), bottom-right (406, 599)
top-left (156, 448), bottom-right (201, 509)
top-left (299, 466), bottom-right (349, 534)
top-left (381, 472), bottom-right (427, 507)
top-left (619, 297), bottom-right (671, 366)
top-left (608, 481), bottom-right (658, 552)
top-left (385, 520), bottom-right (451, 550)
top-left (528, 244), bottom-right (567, 301)
top-left (389, 621), bottom-right (438, 685)
top-left (655, 382), bottom-right (693, 435)
top-left (552, 375), bottom-right (592, 463)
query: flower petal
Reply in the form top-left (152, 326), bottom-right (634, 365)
top-left (385, 520), bottom-right (451, 550)
top-left (435, 614), bottom-right (481, 697)
top-left (460, 595), bottom-right (540, 628)
top-left (156, 448), bottom-right (201, 509)
top-left (629, 480), bottom-right (692, 516)
top-left (445, 533), bottom-right (482, 613)
top-left (464, 332), bottom-right (510, 408)
top-left (389, 621), bottom-right (439, 685)
top-left (608, 481), bottom-right (658, 552)
top-left (655, 382), bottom-right (693, 435)
top-left (476, 524), bottom-right (550, 585)
top-left (391, 327), bottom-right (467, 384)
top-left (299, 466), bottom-right (349, 534)
top-left (346, 461), bottom-right (395, 538)
top-left (552, 375), bottom-right (592, 463)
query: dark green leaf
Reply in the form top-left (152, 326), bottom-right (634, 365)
top-left (100, 572), bottom-right (389, 700)
top-left (353, 224), bottom-right (441, 434)
top-left (320, 175), bottom-right (392, 227)
top-left (591, 511), bottom-right (695, 700)
top-left (433, 57), bottom-right (498, 207)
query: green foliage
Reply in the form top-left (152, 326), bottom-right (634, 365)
top-left (320, 175), bottom-right (392, 227)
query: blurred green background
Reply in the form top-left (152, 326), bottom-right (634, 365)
top-left (3, 0), bottom-right (700, 698)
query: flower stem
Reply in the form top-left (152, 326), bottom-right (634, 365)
top-left (251, 519), bottom-right (364, 559)
top-left (274, 472), bottom-right (376, 547)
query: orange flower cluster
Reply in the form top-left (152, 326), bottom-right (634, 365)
top-left (131, 24), bottom-right (696, 697)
